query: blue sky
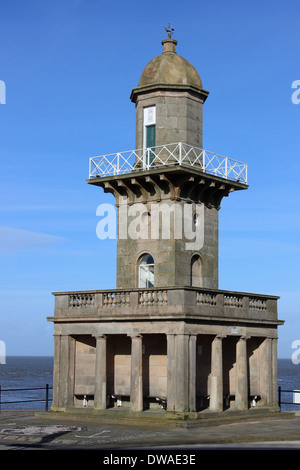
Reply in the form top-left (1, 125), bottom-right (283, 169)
top-left (0, 0), bottom-right (299, 357)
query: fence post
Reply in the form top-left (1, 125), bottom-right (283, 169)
top-left (278, 386), bottom-right (281, 411)
top-left (0, 385), bottom-right (1, 412)
top-left (179, 142), bottom-right (182, 165)
top-left (45, 384), bottom-right (49, 411)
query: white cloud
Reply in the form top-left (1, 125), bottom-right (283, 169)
top-left (0, 226), bottom-right (65, 254)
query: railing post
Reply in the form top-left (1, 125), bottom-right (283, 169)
top-left (278, 385), bottom-right (281, 411)
top-left (45, 383), bottom-right (49, 411)
top-left (0, 385), bottom-right (1, 412)
top-left (225, 157), bottom-right (228, 179)
top-left (179, 142), bottom-right (182, 164)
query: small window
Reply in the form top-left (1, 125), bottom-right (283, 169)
top-left (190, 254), bottom-right (201, 287)
top-left (143, 107), bottom-right (156, 168)
top-left (139, 254), bottom-right (154, 288)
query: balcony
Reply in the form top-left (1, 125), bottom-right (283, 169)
top-left (88, 142), bottom-right (248, 185)
top-left (49, 286), bottom-right (281, 325)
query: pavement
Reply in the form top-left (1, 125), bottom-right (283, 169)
top-left (0, 408), bottom-right (300, 454)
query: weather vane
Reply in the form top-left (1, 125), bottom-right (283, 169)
top-left (165, 23), bottom-right (175, 39)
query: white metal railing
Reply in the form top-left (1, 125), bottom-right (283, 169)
top-left (89, 142), bottom-right (248, 184)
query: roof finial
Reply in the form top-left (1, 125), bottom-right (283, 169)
top-left (165, 23), bottom-right (175, 39)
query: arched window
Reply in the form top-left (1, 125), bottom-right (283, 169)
top-left (190, 254), bottom-right (201, 287)
top-left (139, 254), bottom-right (154, 288)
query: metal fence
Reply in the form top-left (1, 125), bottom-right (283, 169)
top-left (89, 142), bottom-right (248, 184)
top-left (278, 386), bottom-right (300, 411)
top-left (0, 384), bottom-right (298, 412)
top-left (0, 384), bottom-right (52, 411)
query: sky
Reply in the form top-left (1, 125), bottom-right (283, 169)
top-left (0, 0), bottom-right (299, 358)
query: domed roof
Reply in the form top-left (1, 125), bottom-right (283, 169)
top-left (130, 38), bottom-right (208, 102)
top-left (138, 39), bottom-right (203, 89)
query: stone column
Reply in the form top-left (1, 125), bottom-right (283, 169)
top-left (94, 335), bottom-right (107, 410)
top-left (167, 334), bottom-right (176, 412)
top-left (129, 334), bottom-right (143, 412)
top-left (174, 334), bottom-right (190, 412)
top-left (235, 336), bottom-right (248, 410)
top-left (188, 335), bottom-right (197, 412)
top-left (52, 333), bottom-right (61, 409)
top-left (59, 335), bottom-right (75, 407)
top-left (210, 335), bottom-right (223, 412)
top-left (260, 337), bottom-right (273, 406)
top-left (272, 338), bottom-right (278, 407)
top-left (167, 334), bottom-right (196, 412)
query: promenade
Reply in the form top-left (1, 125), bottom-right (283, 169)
top-left (0, 409), bottom-right (300, 450)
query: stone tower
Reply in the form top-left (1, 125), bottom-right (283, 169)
top-left (89, 35), bottom-right (246, 291)
top-left (49, 32), bottom-right (282, 416)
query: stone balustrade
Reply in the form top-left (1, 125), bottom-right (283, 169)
top-left (50, 287), bottom-right (279, 324)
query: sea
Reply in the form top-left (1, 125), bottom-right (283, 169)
top-left (0, 357), bottom-right (299, 412)
top-left (0, 356), bottom-right (53, 411)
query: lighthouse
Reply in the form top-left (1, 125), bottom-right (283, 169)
top-left (49, 29), bottom-right (283, 415)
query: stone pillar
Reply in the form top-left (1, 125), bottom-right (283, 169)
top-left (167, 334), bottom-right (197, 412)
top-left (272, 338), bottom-right (278, 407)
top-left (175, 334), bottom-right (189, 412)
top-left (52, 333), bottom-right (61, 409)
top-left (188, 335), bottom-right (197, 412)
top-left (210, 335), bottom-right (223, 412)
top-left (260, 337), bottom-right (273, 406)
top-left (94, 335), bottom-right (107, 410)
top-left (53, 334), bottom-right (75, 408)
top-left (235, 336), bottom-right (248, 410)
top-left (129, 334), bottom-right (143, 412)
top-left (167, 334), bottom-right (176, 412)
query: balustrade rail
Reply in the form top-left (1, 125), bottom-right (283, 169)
top-left (224, 295), bottom-right (244, 308)
top-left (69, 293), bottom-right (95, 308)
top-left (196, 291), bottom-right (217, 306)
top-left (103, 291), bottom-right (130, 307)
top-left (89, 142), bottom-right (248, 184)
top-left (249, 297), bottom-right (267, 310)
top-left (52, 287), bottom-right (278, 323)
top-left (139, 290), bottom-right (168, 306)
